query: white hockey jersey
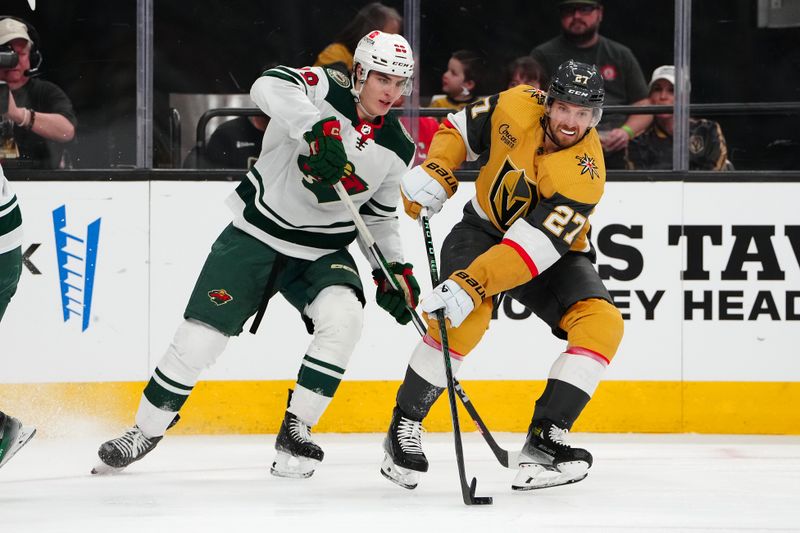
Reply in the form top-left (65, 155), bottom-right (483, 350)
top-left (226, 65), bottom-right (415, 263)
top-left (0, 163), bottom-right (23, 254)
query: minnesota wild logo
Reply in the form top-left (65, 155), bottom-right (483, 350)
top-left (208, 289), bottom-right (233, 306)
top-left (576, 153), bottom-right (600, 179)
top-left (297, 159), bottom-right (369, 203)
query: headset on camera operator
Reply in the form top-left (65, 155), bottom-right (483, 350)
top-left (0, 16), bottom-right (76, 169)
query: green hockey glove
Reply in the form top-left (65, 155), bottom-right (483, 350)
top-left (302, 117), bottom-right (348, 185)
top-left (373, 262), bottom-right (420, 325)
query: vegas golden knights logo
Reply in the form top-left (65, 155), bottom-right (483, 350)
top-left (488, 158), bottom-right (535, 231)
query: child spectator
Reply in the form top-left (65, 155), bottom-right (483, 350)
top-left (507, 56), bottom-right (548, 89)
top-left (429, 50), bottom-right (486, 111)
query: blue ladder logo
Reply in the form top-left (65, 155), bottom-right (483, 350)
top-left (52, 205), bottom-right (101, 332)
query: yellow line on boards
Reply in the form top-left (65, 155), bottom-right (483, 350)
top-left (1, 380), bottom-right (798, 435)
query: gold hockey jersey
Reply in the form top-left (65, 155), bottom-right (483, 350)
top-left (427, 84), bottom-right (606, 296)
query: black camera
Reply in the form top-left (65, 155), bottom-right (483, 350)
top-left (0, 43), bottom-right (18, 69)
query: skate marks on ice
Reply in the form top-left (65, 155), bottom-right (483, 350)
top-left (1, 432), bottom-right (800, 532)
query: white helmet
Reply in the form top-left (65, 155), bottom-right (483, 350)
top-left (352, 30), bottom-right (414, 96)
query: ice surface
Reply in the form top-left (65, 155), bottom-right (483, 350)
top-left (2, 431), bottom-right (799, 532)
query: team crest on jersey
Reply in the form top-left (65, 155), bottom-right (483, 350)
top-left (326, 68), bottom-right (351, 88)
top-left (576, 153), bottom-right (600, 179)
top-left (208, 289), bottom-right (233, 306)
top-left (525, 88), bottom-right (547, 105)
top-left (488, 157), bottom-right (535, 231)
top-left (298, 158), bottom-right (369, 203)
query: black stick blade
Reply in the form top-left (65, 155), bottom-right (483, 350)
top-left (465, 477), bottom-right (493, 506)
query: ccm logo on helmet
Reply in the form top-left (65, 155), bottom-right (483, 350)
top-left (568, 88), bottom-right (590, 97)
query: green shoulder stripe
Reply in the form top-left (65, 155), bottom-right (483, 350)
top-left (323, 70), bottom-right (359, 124)
top-left (374, 114), bottom-right (415, 166)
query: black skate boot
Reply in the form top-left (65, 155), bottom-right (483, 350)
top-left (380, 406), bottom-right (428, 490)
top-left (512, 418), bottom-right (593, 491)
top-left (92, 414), bottom-right (180, 475)
top-left (0, 412), bottom-right (36, 469)
top-left (270, 411), bottom-right (324, 479)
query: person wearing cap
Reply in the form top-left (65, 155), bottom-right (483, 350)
top-left (530, 0), bottom-right (651, 169)
top-left (0, 17), bottom-right (76, 169)
top-left (626, 65), bottom-right (731, 171)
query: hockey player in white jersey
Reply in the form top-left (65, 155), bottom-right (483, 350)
top-left (92, 31), bottom-right (420, 478)
top-left (1, 162), bottom-right (37, 469)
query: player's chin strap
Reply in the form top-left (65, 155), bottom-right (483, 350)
top-left (350, 82), bottom-right (379, 122)
top-left (541, 116), bottom-right (564, 149)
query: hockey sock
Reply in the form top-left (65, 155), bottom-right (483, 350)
top-left (532, 348), bottom-right (607, 429)
top-left (289, 355), bottom-right (345, 425)
top-left (395, 337), bottom-right (464, 420)
top-left (288, 286), bottom-right (363, 426)
top-left (396, 366), bottom-right (444, 421)
top-left (137, 319), bottom-right (229, 437)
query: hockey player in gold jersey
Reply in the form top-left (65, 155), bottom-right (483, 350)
top-left (381, 60), bottom-right (624, 491)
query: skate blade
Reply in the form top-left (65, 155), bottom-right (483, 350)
top-left (269, 451), bottom-right (318, 479)
top-left (511, 461), bottom-right (589, 491)
top-left (91, 462), bottom-right (126, 476)
top-left (0, 426), bottom-right (37, 468)
top-left (380, 454), bottom-right (420, 490)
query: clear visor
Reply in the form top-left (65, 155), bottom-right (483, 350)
top-left (357, 65), bottom-right (414, 96)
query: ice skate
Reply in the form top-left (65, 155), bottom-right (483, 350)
top-left (270, 411), bottom-right (324, 479)
top-left (91, 426), bottom-right (164, 475)
top-left (91, 414), bottom-right (179, 475)
top-left (380, 406), bottom-right (428, 490)
top-left (0, 414), bottom-right (37, 469)
top-left (512, 419), bottom-right (593, 490)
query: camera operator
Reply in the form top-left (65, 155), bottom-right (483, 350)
top-left (0, 17), bottom-right (76, 169)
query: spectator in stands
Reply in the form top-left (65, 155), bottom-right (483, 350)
top-left (530, 0), bottom-right (650, 168)
top-left (314, 3), bottom-right (402, 72)
top-left (507, 56), bottom-right (548, 89)
top-left (0, 17), bottom-right (76, 169)
top-left (184, 114), bottom-right (269, 169)
top-left (429, 50), bottom-right (487, 111)
top-left (626, 65), bottom-right (731, 171)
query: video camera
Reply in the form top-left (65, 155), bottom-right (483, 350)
top-left (0, 43), bottom-right (18, 69)
top-left (1, 44), bottom-right (15, 114)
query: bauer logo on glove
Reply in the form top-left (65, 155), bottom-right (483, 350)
top-left (399, 158), bottom-right (459, 220)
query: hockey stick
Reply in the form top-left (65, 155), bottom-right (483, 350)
top-left (418, 212), bottom-right (493, 505)
top-left (330, 182), bottom-right (518, 470)
top-left (331, 182), bottom-right (492, 505)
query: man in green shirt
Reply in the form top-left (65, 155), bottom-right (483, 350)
top-left (531, 0), bottom-right (651, 168)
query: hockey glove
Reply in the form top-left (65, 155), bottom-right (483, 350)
top-left (373, 262), bottom-right (421, 325)
top-left (419, 269), bottom-right (486, 328)
top-left (302, 117), bottom-right (348, 185)
top-left (400, 159), bottom-right (459, 220)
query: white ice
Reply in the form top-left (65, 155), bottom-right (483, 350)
top-left (2, 431), bottom-right (800, 532)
